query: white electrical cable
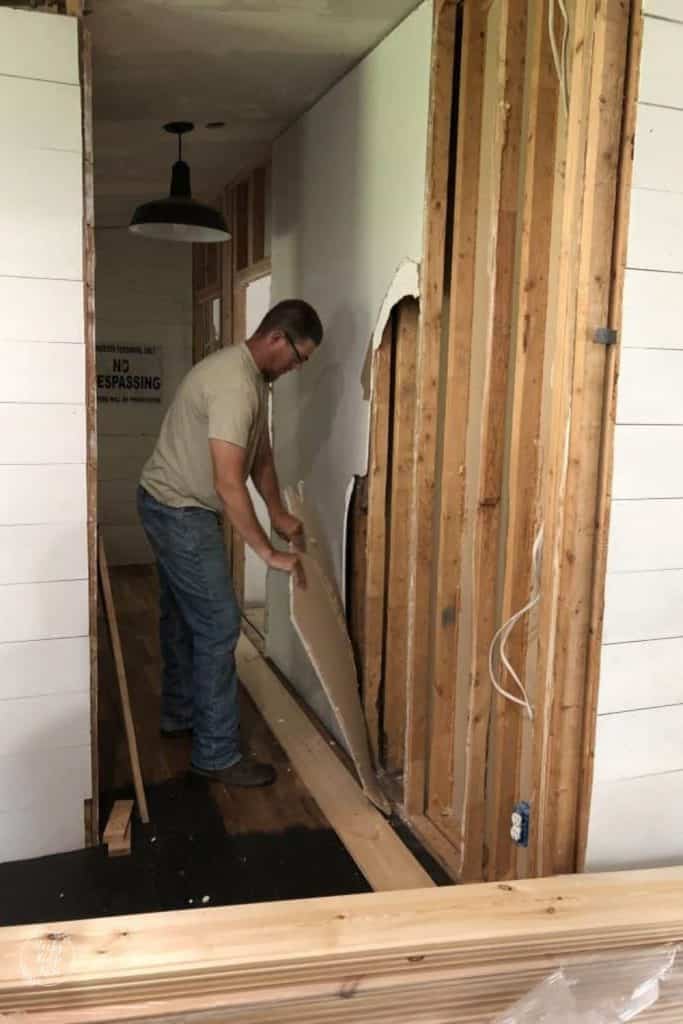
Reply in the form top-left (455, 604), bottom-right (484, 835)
top-left (488, 525), bottom-right (544, 721)
top-left (549, 0), bottom-right (570, 119)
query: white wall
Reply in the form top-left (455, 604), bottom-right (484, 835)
top-left (586, 1), bottom-right (683, 870)
top-left (0, 9), bottom-right (91, 863)
top-left (96, 230), bottom-right (192, 565)
top-left (267, 3), bottom-right (432, 737)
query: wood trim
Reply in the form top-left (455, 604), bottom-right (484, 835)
top-left (80, 21), bottom-right (99, 846)
top-left (575, 0), bottom-right (644, 872)
top-left (531, 0), bottom-right (632, 877)
top-left (382, 299), bottom-right (419, 774)
top-left (362, 319), bottom-right (393, 766)
top-left (235, 257), bottom-right (272, 288)
top-left (3, 868), bottom-right (683, 1023)
top-left (484, 0), bottom-right (560, 882)
top-left (237, 636), bottom-right (433, 891)
top-left (404, 0), bottom-right (458, 816)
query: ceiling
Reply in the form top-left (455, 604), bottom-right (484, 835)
top-left (89, 0), bottom-right (424, 228)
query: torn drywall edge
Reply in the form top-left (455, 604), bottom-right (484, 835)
top-left (371, 258), bottom-right (421, 352)
top-left (341, 474), bottom-right (357, 612)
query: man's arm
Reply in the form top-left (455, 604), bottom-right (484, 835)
top-left (251, 432), bottom-right (304, 547)
top-left (210, 438), bottom-right (304, 585)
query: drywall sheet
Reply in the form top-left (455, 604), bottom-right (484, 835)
top-left (286, 486), bottom-right (388, 812)
top-left (267, 1), bottom-right (432, 743)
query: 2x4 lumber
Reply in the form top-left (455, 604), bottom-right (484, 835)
top-left (531, 0), bottom-right (631, 876)
top-left (575, 0), bottom-right (644, 871)
top-left (362, 320), bottom-right (393, 766)
top-left (103, 799), bottom-right (133, 857)
top-left (79, 23), bottom-right (98, 847)
top-left (382, 299), bottom-right (419, 774)
top-left (98, 536), bottom-right (150, 824)
top-left (484, 0), bottom-right (561, 882)
top-left (404, 0), bottom-right (458, 816)
top-left (236, 636), bottom-right (433, 891)
top-left (422, 0), bottom-right (485, 834)
top-left (2, 868), bottom-right (683, 1023)
top-left (456, 0), bottom-right (527, 883)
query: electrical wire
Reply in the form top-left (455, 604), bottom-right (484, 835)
top-left (488, 525), bottom-right (544, 721)
top-left (549, 0), bottom-right (570, 119)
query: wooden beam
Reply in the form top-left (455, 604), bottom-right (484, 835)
top-left (66, 0), bottom-right (83, 14)
top-left (103, 799), bottom-right (133, 857)
top-left (98, 536), bottom-right (150, 825)
top-left (404, 0), bottom-right (457, 816)
top-left (2, 868), bottom-right (683, 1023)
top-left (531, 0), bottom-right (632, 877)
top-left (237, 636), bottom-right (433, 891)
top-left (575, 0), bottom-right (644, 872)
top-left (79, 22), bottom-right (99, 847)
top-left (362, 320), bottom-right (393, 767)
top-left (382, 298), bottom-right (419, 775)
top-left (484, 0), bottom-right (560, 882)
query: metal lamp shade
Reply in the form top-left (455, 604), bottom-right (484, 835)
top-left (129, 156), bottom-right (230, 244)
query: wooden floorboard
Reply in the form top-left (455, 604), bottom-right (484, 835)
top-left (98, 565), bottom-right (328, 835)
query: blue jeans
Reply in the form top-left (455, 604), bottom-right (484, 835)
top-left (137, 486), bottom-right (242, 771)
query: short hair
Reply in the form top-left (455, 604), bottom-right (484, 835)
top-left (257, 299), bottom-right (323, 347)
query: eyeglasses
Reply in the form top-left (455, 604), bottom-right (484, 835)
top-left (283, 329), bottom-right (304, 365)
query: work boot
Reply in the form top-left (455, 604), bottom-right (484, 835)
top-left (190, 755), bottom-right (276, 788)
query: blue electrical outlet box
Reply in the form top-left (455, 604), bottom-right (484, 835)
top-left (510, 801), bottom-right (530, 847)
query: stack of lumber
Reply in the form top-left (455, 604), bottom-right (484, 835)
top-left (1, 868), bottom-right (682, 1024)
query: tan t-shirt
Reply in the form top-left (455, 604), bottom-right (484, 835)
top-left (140, 344), bottom-right (268, 513)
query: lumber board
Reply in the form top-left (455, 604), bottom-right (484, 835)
top-left (2, 868), bottom-right (683, 1023)
top-left (404, 0), bottom-right (457, 814)
top-left (532, 0), bottom-right (631, 877)
top-left (424, 0), bottom-right (486, 840)
top-left (102, 799), bottom-right (133, 845)
top-left (382, 298), bottom-right (419, 774)
top-left (362, 321), bottom-right (392, 766)
top-left (236, 635), bottom-right (431, 890)
top-left (484, 0), bottom-right (560, 882)
top-left (457, 0), bottom-right (527, 882)
top-left (98, 536), bottom-right (150, 825)
top-left (575, 0), bottom-right (644, 871)
top-left (79, 22), bottom-right (98, 847)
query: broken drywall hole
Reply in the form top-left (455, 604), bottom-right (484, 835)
top-left (371, 258), bottom-right (420, 353)
top-left (285, 484), bottom-right (391, 815)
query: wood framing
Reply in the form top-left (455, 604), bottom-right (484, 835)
top-left (2, 868), bottom-right (683, 1023)
top-left (530, 0), bottom-right (634, 878)
top-left (80, 21), bottom-right (99, 847)
top-left (575, 0), bottom-right (644, 872)
top-left (484, 0), bottom-right (561, 881)
top-left (404, 0), bottom-right (458, 815)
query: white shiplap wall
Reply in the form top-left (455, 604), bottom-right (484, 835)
top-left (586, 1), bottom-right (683, 871)
top-left (0, 9), bottom-right (91, 863)
top-left (96, 230), bottom-right (192, 566)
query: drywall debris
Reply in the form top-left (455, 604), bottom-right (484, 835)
top-left (286, 484), bottom-right (391, 815)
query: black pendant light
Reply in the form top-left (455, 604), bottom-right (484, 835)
top-left (129, 122), bottom-right (230, 243)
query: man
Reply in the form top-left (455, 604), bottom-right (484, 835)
top-left (137, 299), bottom-right (323, 788)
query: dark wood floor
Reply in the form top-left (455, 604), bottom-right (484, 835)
top-left (98, 565), bottom-right (328, 835)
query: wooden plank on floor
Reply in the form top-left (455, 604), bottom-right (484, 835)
top-left (236, 635), bottom-right (434, 892)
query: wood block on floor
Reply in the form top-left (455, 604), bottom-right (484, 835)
top-left (103, 799), bottom-right (133, 857)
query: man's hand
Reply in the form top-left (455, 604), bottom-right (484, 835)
top-left (268, 550), bottom-right (306, 588)
top-left (271, 509), bottom-right (305, 550)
